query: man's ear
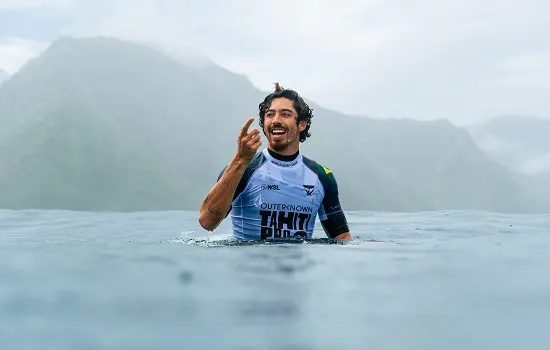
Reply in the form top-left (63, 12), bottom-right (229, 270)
top-left (298, 120), bottom-right (307, 132)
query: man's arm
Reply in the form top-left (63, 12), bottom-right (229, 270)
top-left (317, 165), bottom-right (352, 240)
top-left (320, 214), bottom-right (352, 240)
top-left (198, 155), bottom-right (248, 231)
top-left (198, 117), bottom-right (261, 231)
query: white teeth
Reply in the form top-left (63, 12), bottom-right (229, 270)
top-left (272, 129), bottom-right (285, 134)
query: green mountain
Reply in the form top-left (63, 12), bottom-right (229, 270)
top-left (300, 116), bottom-right (531, 212)
top-left (0, 36), bottom-right (547, 213)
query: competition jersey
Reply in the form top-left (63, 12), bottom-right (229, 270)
top-left (217, 148), bottom-right (349, 241)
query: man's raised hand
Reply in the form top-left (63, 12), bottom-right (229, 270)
top-left (237, 117), bottom-right (262, 163)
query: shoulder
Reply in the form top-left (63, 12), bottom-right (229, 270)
top-left (302, 155), bottom-right (338, 186)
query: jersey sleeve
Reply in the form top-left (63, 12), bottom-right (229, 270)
top-left (317, 166), bottom-right (350, 238)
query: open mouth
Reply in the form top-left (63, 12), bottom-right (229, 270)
top-left (270, 127), bottom-right (287, 140)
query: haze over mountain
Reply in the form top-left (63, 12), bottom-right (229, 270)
top-left (0, 69), bottom-right (9, 86)
top-left (468, 115), bottom-right (550, 175)
top-left (0, 36), bottom-right (548, 214)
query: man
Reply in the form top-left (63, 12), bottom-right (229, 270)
top-left (198, 83), bottom-right (352, 241)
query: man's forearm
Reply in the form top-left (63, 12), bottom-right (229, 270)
top-left (198, 155), bottom-right (248, 231)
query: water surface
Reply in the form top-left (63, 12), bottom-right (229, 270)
top-left (1, 209), bottom-right (549, 349)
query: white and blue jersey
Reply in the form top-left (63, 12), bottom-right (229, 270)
top-left (217, 148), bottom-right (349, 241)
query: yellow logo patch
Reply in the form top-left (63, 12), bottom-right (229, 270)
top-left (321, 165), bottom-right (332, 174)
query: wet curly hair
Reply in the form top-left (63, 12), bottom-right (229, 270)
top-left (258, 82), bottom-right (313, 142)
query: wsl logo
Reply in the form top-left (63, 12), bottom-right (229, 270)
top-left (261, 184), bottom-right (280, 191)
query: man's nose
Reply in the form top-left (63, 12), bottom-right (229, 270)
top-left (273, 112), bottom-right (283, 122)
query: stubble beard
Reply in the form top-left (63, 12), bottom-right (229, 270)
top-left (270, 130), bottom-right (298, 152)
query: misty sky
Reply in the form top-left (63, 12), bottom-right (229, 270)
top-left (0, 0), bottom-right (548, 125)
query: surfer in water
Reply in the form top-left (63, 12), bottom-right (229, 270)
top-left (198, 83), bottom-right (352, 241)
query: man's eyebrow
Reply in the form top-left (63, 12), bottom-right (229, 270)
top-left (267, 108), bottom-right (294, 113)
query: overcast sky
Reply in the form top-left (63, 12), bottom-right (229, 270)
top-left (0, 0), bottom-right (548, 125)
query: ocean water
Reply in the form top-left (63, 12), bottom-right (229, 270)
top-left (1, 209), bottom-right (549, 350)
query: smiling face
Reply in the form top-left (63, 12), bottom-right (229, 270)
top-left (263, 97), bottom-right (307, 155)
